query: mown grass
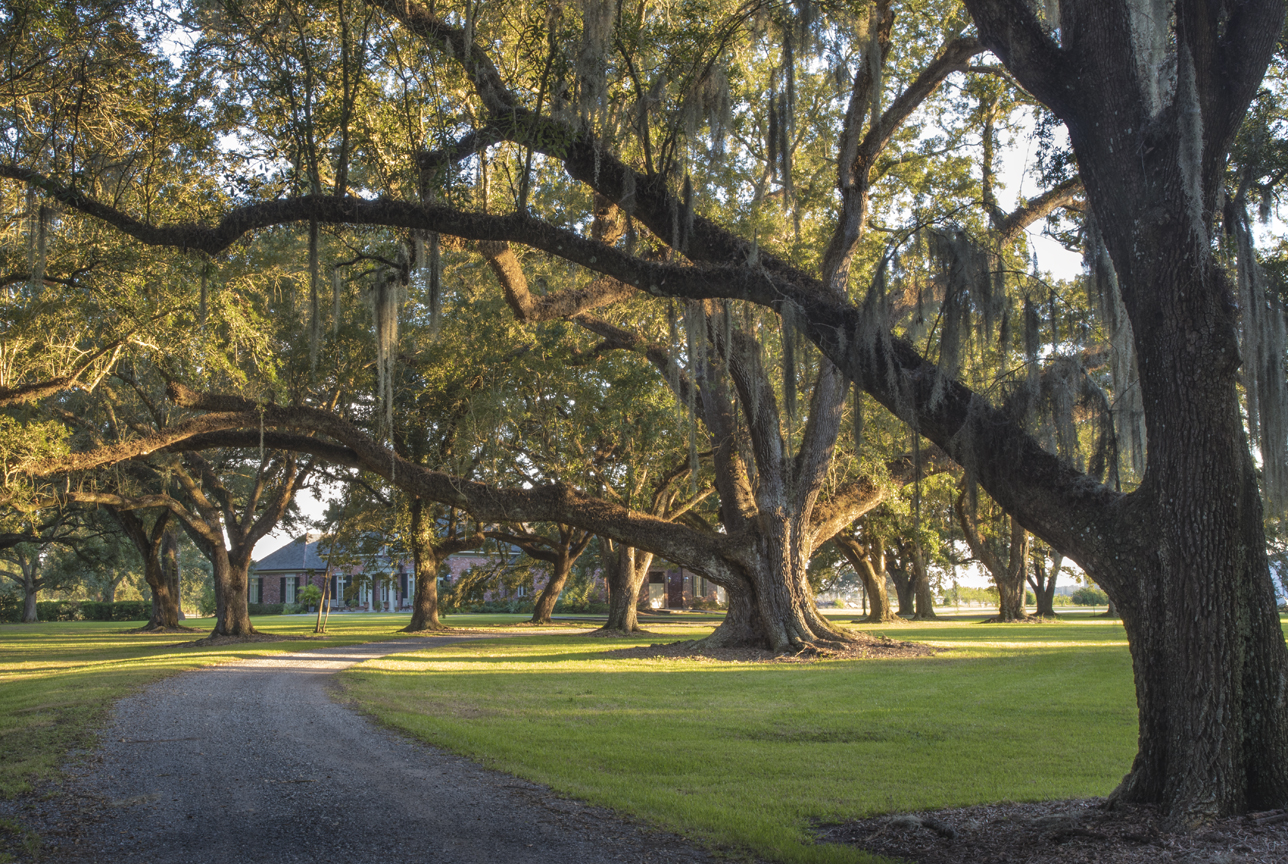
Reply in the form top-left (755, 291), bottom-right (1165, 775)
top-left (341, 615), bottom-right (1140, 864)
top-left (0, 612), bottom-right (543, 799)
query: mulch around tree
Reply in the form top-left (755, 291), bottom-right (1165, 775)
top-left (121, 624), bottom-right (204, 635)
top-left (813, 798), bottom-right (1288, 864)
top-left (601, 634), bottom-right (936, 663)
top-left (172, 632), bottom-right (319, 647)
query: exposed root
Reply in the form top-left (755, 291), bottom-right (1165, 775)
top-left (123, 624), bottom-right (204, 634)
top-left (586, 626), bottom-right (653, 638)
top-left (177, 632), bottom-right (314, 647)
top-left (814, 797), bottom-right (1288, 863)
top-left (601, 633), bottom-right (936, 663)
top-left (400, 623), bottom-right (449, 634)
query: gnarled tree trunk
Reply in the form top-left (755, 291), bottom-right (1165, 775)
top-left (910, 544), bottom-right (938, 620)
top-left (956, 492), bottom-right (1030, 622)
top-left (403, 499), bottom-right (483, 632)
top-left (1028, 550), bottom-right (1060, 618)
top-left (834, 535), bottom-right (897, 623)
top-left (595, 540), bottom-right (652, 634)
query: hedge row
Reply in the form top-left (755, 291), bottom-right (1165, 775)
top-left (0, 598), bottom-right (154, 623)
top-left (248, 602), bottom-right (308, 615)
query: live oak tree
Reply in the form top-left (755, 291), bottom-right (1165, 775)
top-left (6, 0), bottom-right (1288, 825)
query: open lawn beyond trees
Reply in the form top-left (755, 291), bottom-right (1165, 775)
top-left (340, 615), bottom-right (1142, 864)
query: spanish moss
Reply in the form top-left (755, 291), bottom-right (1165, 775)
top-left (1233, 200), bottom-right (1288, 512)
top-left (199, 264), bottom-right (208, 327)
top-left (368, 270), bottom-right (402, 438)
top-left (308, 218), bottom-right (321, 372)
top-left (331, 265), bottom-right (343, 335)
top-left (426, 231), bottom-right (442, 335)
top-left (681, 174), bottom-right (694, 255)
top-left (31, 204), bottom-right (47, 296)
top-left (782, 301), bottom-right (798, 421)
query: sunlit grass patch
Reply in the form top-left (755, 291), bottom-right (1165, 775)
top-left (343, 617), bottom-right (1141, 864)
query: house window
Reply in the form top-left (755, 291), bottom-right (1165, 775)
top-left (281, 576), bottom-right (297, 605)
top-left (249, 577), bottom-right (262, 604)
top-left (648, 572), bottom-right (665, 609)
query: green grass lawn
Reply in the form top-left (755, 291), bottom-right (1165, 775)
top-left (341, 616), bottom-right (1140, 864)
top-left (0, 611), bottom-right (540, 799)
top-left (3, 611), bottom-right (1275, 863)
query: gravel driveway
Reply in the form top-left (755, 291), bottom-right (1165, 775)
top-left (30, 636), bottom-right (727, 863)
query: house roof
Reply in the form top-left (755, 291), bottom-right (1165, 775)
top-left (252, 533), bottom-right (329, 573)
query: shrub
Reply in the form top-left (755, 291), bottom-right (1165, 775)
top-left (247, 603), bottom-right (285, 615)
top-left (1070, 586), bottom-right (1109, 606)
top-left (36, 600), bottom-right (82, 621)
top-left (457, 599), bottom-right (535, 614)
top-left (298, 584), bottom-right (322, 606)
top-left (196, 590), bottom-right (217, 617)
top-left (80, 601), bottom-right (111, 621)
top-left (79, 601), bottom-right (151, 621)
top-left (112, 601), bottom-right (151, 621)
top-left (0, 593), bottom-right (22, 623)
top-left (554, 597), bottom-right (609, 614)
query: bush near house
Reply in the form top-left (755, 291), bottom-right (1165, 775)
top-left (0, 600), bottom-right (155, 623)
top-left (35, 601), bottom-right (82, 621)
top-left (1070, 586), bottom-right (1110, 606)
top-left (0, 593), bottom-right (21, 623)
top-left (80, 601), bottom-right (151, 621)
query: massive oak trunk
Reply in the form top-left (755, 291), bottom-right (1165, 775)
top-left (403, 500), bottom-right (483, 632)
top-left (889, 566), bottom-right (915, 618)
top-left (531, 548), bottom-right (574, 625)
top-left (162, 528), bottom-right (184, 621)
top-left (910, 545), bottom-right (937, 620)
top-left (958, 0), bottom-right (1288, 823)
top-left (114, 510), bottom-right (182, 630)
top-left (405, 502), bottom-right (444, 631)
top-left (209, 544), bottom-right (254, 637)
top-left (703, 512), bottom-right (854, 650)
top-left (1095, 222), bottom-right (1288, 823)
top-left (596, 540), bottom-right (652, 634)
top-left (21, 568), bottom-right (37, 623)
top-left (834, 535), bottom-right (897, 623)
top-left (1028, 551), bottom-right (1060, 619)
top-left (956, 493), bottom-right (1030, 622)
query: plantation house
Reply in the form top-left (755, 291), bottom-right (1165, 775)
top-left (249, 534), bottom-right (722, 611)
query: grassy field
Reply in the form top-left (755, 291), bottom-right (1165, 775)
top-left (341, 614), bottom-right (1141, 864)
top-left (0, 612), bottom-right (545, 799)
top-left (4, 611), bottom-right (1259, 863)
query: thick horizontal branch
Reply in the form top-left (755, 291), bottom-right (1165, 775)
top-left (85, 385), bottom-right (752, 590)
top-left (996, 177), bottom-right (1084, 246)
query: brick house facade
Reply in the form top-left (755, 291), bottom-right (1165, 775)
top-left (250, 534), bottom-right (723, 611)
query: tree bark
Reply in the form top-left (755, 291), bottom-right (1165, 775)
top-left (405, 506), bottom-right (445, 631)
top-left (114, 509), bottom-right (182, 631)
top-left (162, 528), bottom-right (184, 620)
top-left (1028, 551), bottom-right (1060, 618)
top-left (910, 544), bottom-right (937, 620)
top-left (955, 492), bottom-right (1030, 622)
top-left (21, 563), bottom-right (37, 622)
top-left (488, 524), bottom-right (593, 626)
top-left (595, 540), bottom-right (652, 634)
top-left (402, 500), bottom-right (483, 632)
top-left (530, 548), bottom-right (573, 625)
top-left (889, 566), bottom-right (915, 618)
top-left (956, 0), bottom-right (1288, 823)
top-left (835, 535), bottom-right (896, 623)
